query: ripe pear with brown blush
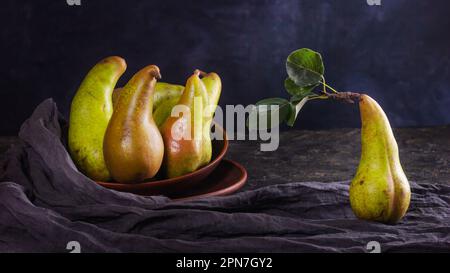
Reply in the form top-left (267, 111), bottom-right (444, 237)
top-left (112, 82), bottom-right (184, 126)
top-left (160, 70), bottom-right (210, 178)
top-left (350, 94), bottom-right (411, 224)
top-left (103, 65), bottom-right (164, 183)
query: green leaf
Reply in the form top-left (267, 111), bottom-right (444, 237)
top-left (286, 48), bottom-right (324, 88)
top-left (286, 96), bottom-right (309, 127)
top-left (284, 78), bottom-right (317, 97)
top-left (247, 98), bottom-right (291, 129)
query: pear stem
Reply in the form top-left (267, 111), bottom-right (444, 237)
top-left (194, 69), bottom-right (207, 77)
top-left (327, 92), bottom-right (361, 104)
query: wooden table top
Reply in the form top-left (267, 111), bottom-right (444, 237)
top-left (1, 126), bottom-right (449, 191)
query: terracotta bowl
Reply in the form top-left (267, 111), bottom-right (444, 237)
top-left (173, 159), bottom-right (247, 201)
top-left (96, 124), bottom-right (228, 197)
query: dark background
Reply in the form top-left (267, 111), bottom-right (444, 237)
top-left (0, 0), bottom-right (449, 135)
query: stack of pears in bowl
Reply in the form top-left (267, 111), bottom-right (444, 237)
top-left (68, 56), bottom-right (234, 198)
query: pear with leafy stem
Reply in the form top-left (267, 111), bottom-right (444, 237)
top-left (251, 48), bottom-right (411, 224)
top-left (350, 94), bottom-right (411, 224)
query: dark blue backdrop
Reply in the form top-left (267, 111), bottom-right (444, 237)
top-left (1, 0), bottom-right (449, 135)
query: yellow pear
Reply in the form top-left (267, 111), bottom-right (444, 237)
top-left (350, 94), bottom-right (411, 224)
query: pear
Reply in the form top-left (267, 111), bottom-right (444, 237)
top-left (151, 82), bottom-right (185, 127)
top-left (153, 82), bottom-right (184, 110)
top-left (200, 71), bottom-right (222, 111)
top-left (199, 70), bottom-right (222, 167)
top-left (103, 65), bottom-right (164, 183)
top-left (350, 94), bottom-right (411, 224)
top-left (112, 82), bottom-right (184, 126)
top-left (153, 95), bottom-right (182, 127)
top-left (68, 56), bottom-right (126, 181)
top-left (151, 73), bottom-right (222, 128)
top-left (111, 87), bottom-right (123, 108)
top-left (160, 70), bottom-right (211, 178)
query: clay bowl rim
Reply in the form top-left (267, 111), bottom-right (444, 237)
top-left (96, 123), bottom-right (228, 188)
top-left (173, 159), bottom-right (248, 202)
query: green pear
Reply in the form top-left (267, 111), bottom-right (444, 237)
top-left (68, 56), bottom-right (126, 181)
top-left (199, 70), bottom-right (222, 167)
top-left (350, 94), bottom-right (411, 224)
top-left (200, 71), bottom-right (222, 113)
top-left (153, 95), bottom-right (182, 127)
top-left (153, 82), bottom-right (184, 110)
